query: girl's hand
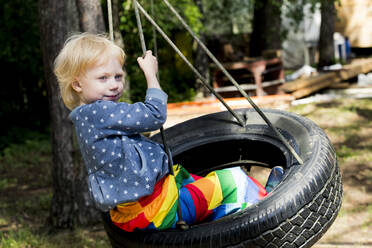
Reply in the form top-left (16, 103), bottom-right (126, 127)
top-left (137, 50), bottom-right (158, 78)
top-left (137, 50), bottom-right (161, 89)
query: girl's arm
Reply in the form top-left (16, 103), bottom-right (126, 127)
top-left (137, 50), bottom-right (161, 89)
top-left (80, 89), bottom-right (167, 137)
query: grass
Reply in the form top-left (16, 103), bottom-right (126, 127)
top-left (289, 98), bottom-right (372, 243)
top-left (0, 135), bottom-right (111, 247)
top-left (290, 98), bottom-right (372, 164)
top-left (1, 228), bottom-right (109, 248)
top-left (1, 97), bottom-right (372, 247)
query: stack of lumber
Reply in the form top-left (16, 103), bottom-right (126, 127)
top-left (339, 58), bottom-right (372, 80)
top-left (280, 58), bottom-right (372, 99)
top-left (280, 72), bottom-right (340, 99)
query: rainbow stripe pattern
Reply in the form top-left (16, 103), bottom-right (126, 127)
top-left (110, 165), bottom-right (267, 231)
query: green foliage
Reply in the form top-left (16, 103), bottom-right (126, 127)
top-left (0, 128), bottom-right (50, 159)
top-left (200, 0), bottom-right (338, 37)
top-left (282, 0), bottom-right (339, 32)
top-left (0, 178), bottom-right (18, 191)
top-left (0, 0), bottom-right (41, 74)
top-left (0, 0), bottom-right (49, 148)
top-left (202, 0), bottom-right (254, 35)
top-left (121, 0), bottom-right (203, 34)
top-left (119, 0), bottom-right (202, 103)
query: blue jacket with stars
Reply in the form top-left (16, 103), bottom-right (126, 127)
top-left (69, 88), bottom-right (170, 212)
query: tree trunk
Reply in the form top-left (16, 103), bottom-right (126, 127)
top-left (74, 0), bottom-right (106, 225)
top-left (112, 0), bottom-right (130, 99)
top-left (39, 0), bottom-right (79, 229)
top-left (76, 0), bottom-right (105, 33)
top-left (112, 0), bottom-right (124, 49)
top-left (38, 0), bottom-right (104, 229)
top-left (249, 0), bottom-right (282, 57)
top-left (318, 0), bottom-right (336, 68)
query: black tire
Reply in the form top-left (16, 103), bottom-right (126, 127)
top-left (102, 108), bottom-right (343, 248)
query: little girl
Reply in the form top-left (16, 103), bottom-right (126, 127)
top-left (54, 33), bottom-right (283, 231)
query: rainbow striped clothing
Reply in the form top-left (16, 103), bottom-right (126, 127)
top-left (110, 165), bottom-right (267, 231)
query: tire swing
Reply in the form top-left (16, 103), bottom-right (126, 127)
top-left (102, 1), bottom-right (343, 247)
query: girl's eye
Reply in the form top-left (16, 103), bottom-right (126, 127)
top-left (99, 76), bottom-right (108, 81)
top-left (115, 74), bottom-right (123, 81)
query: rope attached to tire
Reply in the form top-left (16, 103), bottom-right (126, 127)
top-left (131, 0), bottom-right (303, 165)
top-left (132, 0), bottom-right (189, 230)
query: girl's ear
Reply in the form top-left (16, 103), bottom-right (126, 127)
top-left (71, 79), bottom-right (82, 93)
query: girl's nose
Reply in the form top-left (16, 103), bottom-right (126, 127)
top-left (109, 79), bottom-right (119, 90)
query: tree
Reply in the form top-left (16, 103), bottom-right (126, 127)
top-left (249, 0), bottom-right (283, 57)
top-left (112, 0), bottom-right (125, 49)
top-left (318, 0), bottom-right (336, 67)
top-left (38, 0), bottom-right (105, 229)
top-left (112, 0), bottom-right (130, 100)
top-left (201, 0), bottom-right (253, 36)
top-left (76, 0), bottom-right (105, 33)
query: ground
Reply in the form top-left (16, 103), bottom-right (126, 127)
top-left (166, 96), bottom-right (372, 247)
top-left (295, 99), bottom-right (372, 247)
top-left (0, 96), bottom-right (371, 247)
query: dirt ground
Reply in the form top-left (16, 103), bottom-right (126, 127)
top-left (164, 95), bottom-right (372, 248)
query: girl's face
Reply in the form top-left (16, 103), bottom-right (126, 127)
top-left (73, 56), bottom-right (124, 105)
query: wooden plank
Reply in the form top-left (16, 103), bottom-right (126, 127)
top-left (339, 64), bottom-right (363, 80)
top-left (280, 72), bottom-right (337, 93)
top-left (338, 58), bottom-right (372, 80)
top-left (212, 58), bottom-right (281, 71)
top-left (214, 79), bottom-right (284, 93)
top-left (328, 82), bottom-right (351, 89)
top-left (361, 59), bottom-right (372, 73)
top-left (283, 58), bottom-right (372, 95)
top-left (292, 76), bottom-right (341, 99)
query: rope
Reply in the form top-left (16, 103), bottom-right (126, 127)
top-left (134, 1), bottom-right (246, 127)
top-left (107, 0), bottom-right (114, 41)
top-left (150, 0), bottom-right (161, 81)
top-left (132, 0), bottom-right (173, 171)
top-left (159, 0), bottom-right (304, 165)
top-left (133, 0), bottom-right (147, 54)
top-left (132, 0), bottom-right (188, 230)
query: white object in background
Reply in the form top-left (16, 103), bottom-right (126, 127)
top-left (323, 63), bottom-right (343, 71)
top-left (334, 32), bottom-right (346, 61)
top-left (281, 2), bottom-right (321, 68)
top-left (286, 64), bottom-right (317, 81)
top-left (357, 73), bottom-right (372, 86)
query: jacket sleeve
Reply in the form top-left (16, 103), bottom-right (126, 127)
top-left (90, 88), bottom-right (168, 136)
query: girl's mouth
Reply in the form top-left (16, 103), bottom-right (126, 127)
top-left (105, 93), bottom-right (121, 101)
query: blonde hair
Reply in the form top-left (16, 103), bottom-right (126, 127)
top-left (54, 32), bottom-right (126, 110)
